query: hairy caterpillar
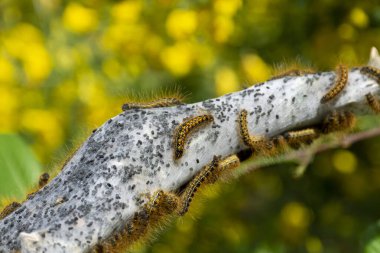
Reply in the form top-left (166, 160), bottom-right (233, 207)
top-left (361, 66), bottom-right (380, 83)
top-left (122, 97), bottom-right (184, 111)
top-left (91, 191), bottom-right (179, 253)
top-left (173, 114), bottom-right (214, 159)
top-left (366, 93), bottom-right (380, 113)
top-left (146, 190), bottom-right (179, 224)
top-left (38, 173), bottom-right (50, 188)
top-left (321, 64), bottom-right (348, 103)
top-left (238, 109), bottom-right (272, 154)
top-left (0, 202), bottom-right (21, 220)
top-left (321, 111), bottom-right (356, 134)
top-left (178, 156), bottom-right (220, 216)
top-left (283, 128), bottom-right (319, 149)
top-left (270, 69), bottom-right (315, 80)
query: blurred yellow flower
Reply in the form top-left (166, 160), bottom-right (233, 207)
top-left (213, 15), bottom-right (234, 43)
top-left (111, 0), bottom-right (142, 23)
top-left (166, 9), bottom-right (198, 40)
top-left (332, 150), bottom-right (357, 174)
top-left (21, 109), bottom-right (63, 149)
top-left (0, 57), bottom-right (15, 84)
top-left (101, 23), bottom-right (146, 54)
top-left (349, 7), bottom-right (369, 28)
top-left (23, 44), bottom-right (52, 84)
top-left (102, 58), bottom-right (123, 79)
top-left (62, 3), bottom-right (98, 33)
top-left (215, 67), bottom-right (240, 96)
top-left (241, 54), bottom-right (271, 83)
top-left (213, 0), bottom-right (242, 16)
top-left (305, 237), bottom-right (323, 253)
top-left (194, 43), bottom-right (215, 68)
top-left (143, 34), bottom-right (165, 58)
top-left (160, 42), bottom-right (194, 76)
top-left (281, 202), bottom-right (311, 230)
top-left (2, 23), bottom-right (43, 59)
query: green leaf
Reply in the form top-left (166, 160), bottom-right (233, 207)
top-left (361, 220), bottom-right (380, 253)
top-left (0, 134), bottom-right (42, 199)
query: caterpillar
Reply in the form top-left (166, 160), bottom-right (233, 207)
top-left (38, 172), bottom-right (50, 188)
top-left (361, 66), bottom-right (380, 83)
top-left (146, 190), bottom-right (179, 224)
top-left (321, 64), bottom-right (348, 103)
top-left (122, 97), bottom-right (184, 111)
top-left (283, 128), bottom-right (319, 149)
top-left (178, 156), bottom-right (220, 216)
top-left (0, 202), bottom-right (21, 220)
top-left (270, 69), bottom-right (315, 81)
top-left (173, 114), bottom-right (214, 160)
top-left (238, 109), bottom-right (271, 154)
top-left (91, 191), bottom-right (179, 253)
top-left (366, 93), bottom-right (380, 113)
top-left (92, 211), bottom-right (148, 253)
top-left (321, 111), bottom-right (356, 134)
top-left (213, 154), bottom-right (241, 182)
top-left (218, 155), bottom-right (240, 173)
top-left (272, 135), bottom-right (288, 151)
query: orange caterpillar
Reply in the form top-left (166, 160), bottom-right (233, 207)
top-left (366, 93), bottom-right (380, 113)
top-left (173, 114), bottom-right (214, 159)
top-left (361, 66), bottom-right (380, 83)
top-left (178, 156), bottom-right (220, 216)
top-left (321, 64), bottom-right (349, 103)
top-left (122, 97), bottom-right (184, 111)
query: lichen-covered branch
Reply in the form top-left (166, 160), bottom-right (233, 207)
top-left (1, 48), bottom-right (380, 253)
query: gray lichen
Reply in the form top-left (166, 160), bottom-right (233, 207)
top-left (1, 48), bottom-right (380, 253)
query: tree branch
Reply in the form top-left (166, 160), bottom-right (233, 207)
top-left (1, 48), bottom-right (380, 253)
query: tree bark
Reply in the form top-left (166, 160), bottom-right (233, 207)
top-left (1, 48), bottom-right (380, 253)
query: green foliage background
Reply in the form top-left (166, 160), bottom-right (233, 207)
top-left (1, 0), bottom-right (380, 252)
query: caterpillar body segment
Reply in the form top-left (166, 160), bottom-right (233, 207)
top-left (91, 190), bottom-right (179, 253)
top-left (238, 109), bottom-right (273, 155)
top-left (178, 156), bottom-right (221, 216)
top-left (366, 93), bottom-right (380, 113)
top-left (270, 69), bottom-right (315, 81)
top-left (361, 66), bottom-right (380, 83)
top-left (146, 190), bottom-right (179, 224)
top-left (218, 155), bottom-right (241, 174)
top-left (283, 128), bottom-right (320, 149)
top-left (91, 212), bottom-right (148, 253)
top-left (0, 202), bottom-right (21, 220)
top-left (321, 111), bottom-right (356, 134)
top-left (239, 109), bottom-right (254, 147)
top-left (321, 64), bottom-right (349, 103)
top-left (122, 97), bottom-right (184, 111)
top-left (173, 114), bottom-right (214, 160)
top-left (271, 135), bottom-right (288, 152)
top-left (38, 172), bottom-right (50, 188)
top-left (207, 154), bottom-right (241, 184)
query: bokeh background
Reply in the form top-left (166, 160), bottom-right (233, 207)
top-left (1, 0), bottom-right (380, 252)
